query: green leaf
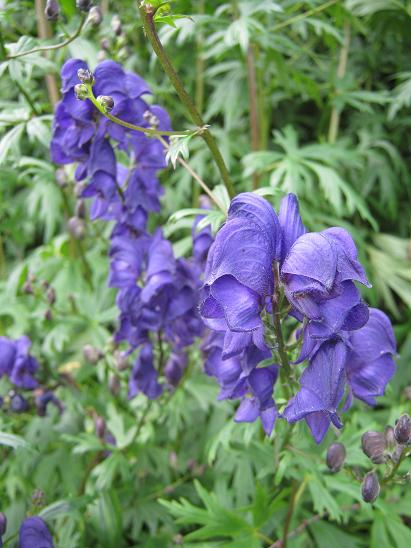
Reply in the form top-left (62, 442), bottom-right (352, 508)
top-left (0, 431), bottom-right (36, 452)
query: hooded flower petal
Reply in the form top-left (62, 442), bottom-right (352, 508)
top-left (278, 193), bottom-right (306, 263)
top-left (128, 344), bottom-right (163, 400)
top-left (19, 517), bottom-right (54, 548)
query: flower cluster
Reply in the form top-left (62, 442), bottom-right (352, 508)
top-left (0, 336), bottom-right (39, 389)
top-left (200, 192), bottom-right (396, 442)
top-left (51, 59), bottom-right (205, 399)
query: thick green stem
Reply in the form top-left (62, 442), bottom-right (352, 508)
top-left (138, 4), bottom-right (235, 198)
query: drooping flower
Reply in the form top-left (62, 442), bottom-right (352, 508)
top-left (0, 336), bottom-right (39, 389)
top-left (19, 516), bottom-right (54, 548)
top-left (128, 343), bottom-right (163, 400)
top-left (278, 192), bottom-right (306, 263)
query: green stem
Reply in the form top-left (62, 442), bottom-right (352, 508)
top-left (138, 4), bottom-right (235, 198)
top-left (382, 447), bottom-right (409, 485)
top-left (15, 79), bottom-right (41, 115)
top-left (273, 0), bottom-right (339, 32)
top-left (7, 14), bottom-right (87, 59)
top-left (271, 264), bottom-right (292, 376)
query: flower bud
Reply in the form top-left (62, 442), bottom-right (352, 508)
top-left (95, 416), bottom-right (106, 439)
top-left (361, 431), bottom-right (386, 464)
top-left (114, 350), bottom-right (129, 371)
top-left (46, 287), bottom-right (56, 305)
top-left (75, 200), bottom-right (86, 219)
top-left (10, 394), bottom-right (28, 413)
top-left (109, 375), bottom-right (121, 396)
top-left (83, 344), bottom-right (102, 364)
top-left (55, 168), bottom-right (67, 187)
top-left (384, 425), bottom-right (395, 449)
top-left (404, 386), bottom-right (411, 401)
top-left (77, 68), bottom-right (95, 86)
top-left (361, 472), bottom-right (380, 503)
top-left (68, 216), bottom-right (86, 240)
top-left (31, 488), bottom-right (45, 507)
top-left (100, 38), bottom-right (110, 51)
top-left (74, 83), bottom-right (89, 101)
top-left (97, 95), bottom-right (114, 113)
top-left (88, 6), bottom-right (103, 26)
top-left (0, 512), bottom-right (7, 537)
top-left (44, 309), bottom-right (53, 322)
top-left (45, 0), bottom-right (60, 21)
top-left (23, 281), bottom-right (33, 295)
top-left (326, 442), bottom-right (346, 472)
top-left (76, 0), bottom-right (92, 12)
top-left (394, 414), bottom-right (411, 445)
top-left (111, 15), bottom-right (122, 35)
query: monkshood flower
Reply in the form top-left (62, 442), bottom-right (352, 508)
top-left (128, 343), bottom-right (163, 400)
top-left (19, 516), bottom-right (54, 548)
top-left (202, 192), bottom-right (282, 334)
top-left (0, 336), bottom-right (39, 389)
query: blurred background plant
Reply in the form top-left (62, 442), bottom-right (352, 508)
top-left (0, 0), bottom-right (410, 546)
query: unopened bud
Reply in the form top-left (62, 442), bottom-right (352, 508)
top-left (88, 5), bottom-right (103, 26)
top-left (75, 182), bottom-right (87, 198)
top-left (97, 95), bottom-right (114, 113)
top-left (46, 287), bottom-right (56, 305)
top-left (326, 442), bottom-right (346, 472)
top-left (361, 431), bottom-right (386, 464)
top-left (111, 15), bottom-right (122, 35)
top-left (100, 38), bottom-right (110, 51)
top-left (68, 217), bottom-right (86, 240)
top-left (404, 386), bottom-right (411, 401)
top-left (10, 394), bottom-right (28, 413)
top-left (173, 534), bottom-right (183, 545)
top-left (74, 83), bottom-right (89, 101)
top-left (23, 281), bottom-right (33, 295)
top-left (31, 488), bottom-right (45, 507)
top-left (76, 0), bottom-right (92, 12)
top-left (55, 168), bottom-right (67, 187)
top-left (394, 414), bottom-right (411, 445)
top-left (45, 0), bottom-right (60, 21)
top-left (44, 309), bottom-right (53, 322)
top-left (83, 344), bottom-right (102, 364)
top-left (75, 200), bottom-right (86, 219)
top-left (114, 350), bottom-right (129, 371)
top-left (384, 425), bottom-right (396, 449)
top-left (109, 375), bottom-right (121, 396)
top-left (97, 50), bottom-right (106, 62)
top-left (95, 416), bottom-right (106, 439)
top-left (77, 68), bottom-right (95, 86)
top-left (361, 472), bottom-right (380, 503)
top-left (0, 512), bottom-right (7, 537)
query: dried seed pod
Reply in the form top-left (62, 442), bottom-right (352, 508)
top-left (361, 472), bottom-right (380, 503)
top-left (361, 431), bottom-right (386, 464)
top-left (394, 414), bottom-right (411, 445)
top-left (326, 442), bottom-right (346, 472)
top-left (45, 0), bottom-right (60, 21)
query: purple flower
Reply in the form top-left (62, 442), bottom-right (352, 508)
top-left (19, 517), bottom-right (54, 548)
top-left (284, 341), bottom-right (347, 443)
top-left (128, 344), bottom-right (163, 400)
top-left (164, 352), bottom-right (187, 387)
top-left (346, 308), bottom-right (396, 406)
top-left (0, 337), bottom-right (16, 378)
top-left (202, 193), bottom-right (281, 332)
top-left (278, 193), bottom-right (306, 263)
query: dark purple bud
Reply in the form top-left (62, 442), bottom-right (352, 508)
top-left (55, 168), bottom-right (67, 187)
top-left (83, 344), bottom-right (102, 364)
top-left (23, 281), bottom-right (33, 294)
top-left (394, 414), bottom-right (411, 445)
top-left (0, 512), bottom-right (7, 537)
top-left (44, 309), bottom-right (53, 322)
top-left (77, 68), bottom-right (95, 86)
top-left (74, 83), bottom-right (89, 101)
top-left (111, 15), bottom-right (122, 35)
top-left (46, 287), bottom-right (56, 305)
top-left (41, 280), bottom-right (50, 290)
top-left (361, 431), bottom-right (386, 464)
top-left (100, 38), bottom-right (110, 51)
top-left (35, 391), bottom-right (59, 417)
top-left (32, 488), bottom-right (45, 507)
top-left (75, 200), bottom-right (86, 219)
top-left (95, 416), bottom-right (106, 439)
top-left (68, 216), bottom-right (86, 240)
top-left (88, 6), bottom-right (103, 26)
top-left (45, 0), bottom-right (60, 21)
top-left (97, 95), bottom-right (114, 113)
top-left (113, 350), bottom-right (128, 371)
top-left (109, 375), bottom-right (121, 396)
top-left (76, 0), bottom-right (92, 12)
top-left (361, 472), bottom-right (380, 503)
top-left (384, 425), bottom-right (395, 449)
top-left (326, 442), bottom-right (346, 472)
top-left (10, 393), bottom-right (28, 413)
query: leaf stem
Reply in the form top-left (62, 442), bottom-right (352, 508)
top-left (7, 14), bottom-right (88, 60)
top-left (273, 0), bottom-right (339, 32)
top-left (138, 3), bottom-right (235, 198)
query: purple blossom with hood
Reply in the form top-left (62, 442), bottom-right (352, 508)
top-left (0, 336), bottom-right (39, 389)
top-left (19, 517), bottom-right (54, 548)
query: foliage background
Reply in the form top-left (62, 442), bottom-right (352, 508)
top-left (0, 0), bottom-right (411, 546)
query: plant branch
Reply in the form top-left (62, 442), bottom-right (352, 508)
top-left (7, 14), bottom-right (87, 60)
top-left (273, 0), bottom-right (339, 32)
top-left (246, 43), bottom-right (261, 190)
top-left (138, 3), bottom-right (235, 198)
top-left (34, 0), bottom-right (59, 107)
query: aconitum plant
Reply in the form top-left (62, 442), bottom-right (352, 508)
top-left (49, 57), bottom-right (397, 444)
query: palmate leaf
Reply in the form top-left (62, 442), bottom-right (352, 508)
top-left (160, 480), bottom-right (255, 542)
top-left (346, 0), bottom-right (407, 16)
top-left (388, 72), bottom-right (411, 120)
